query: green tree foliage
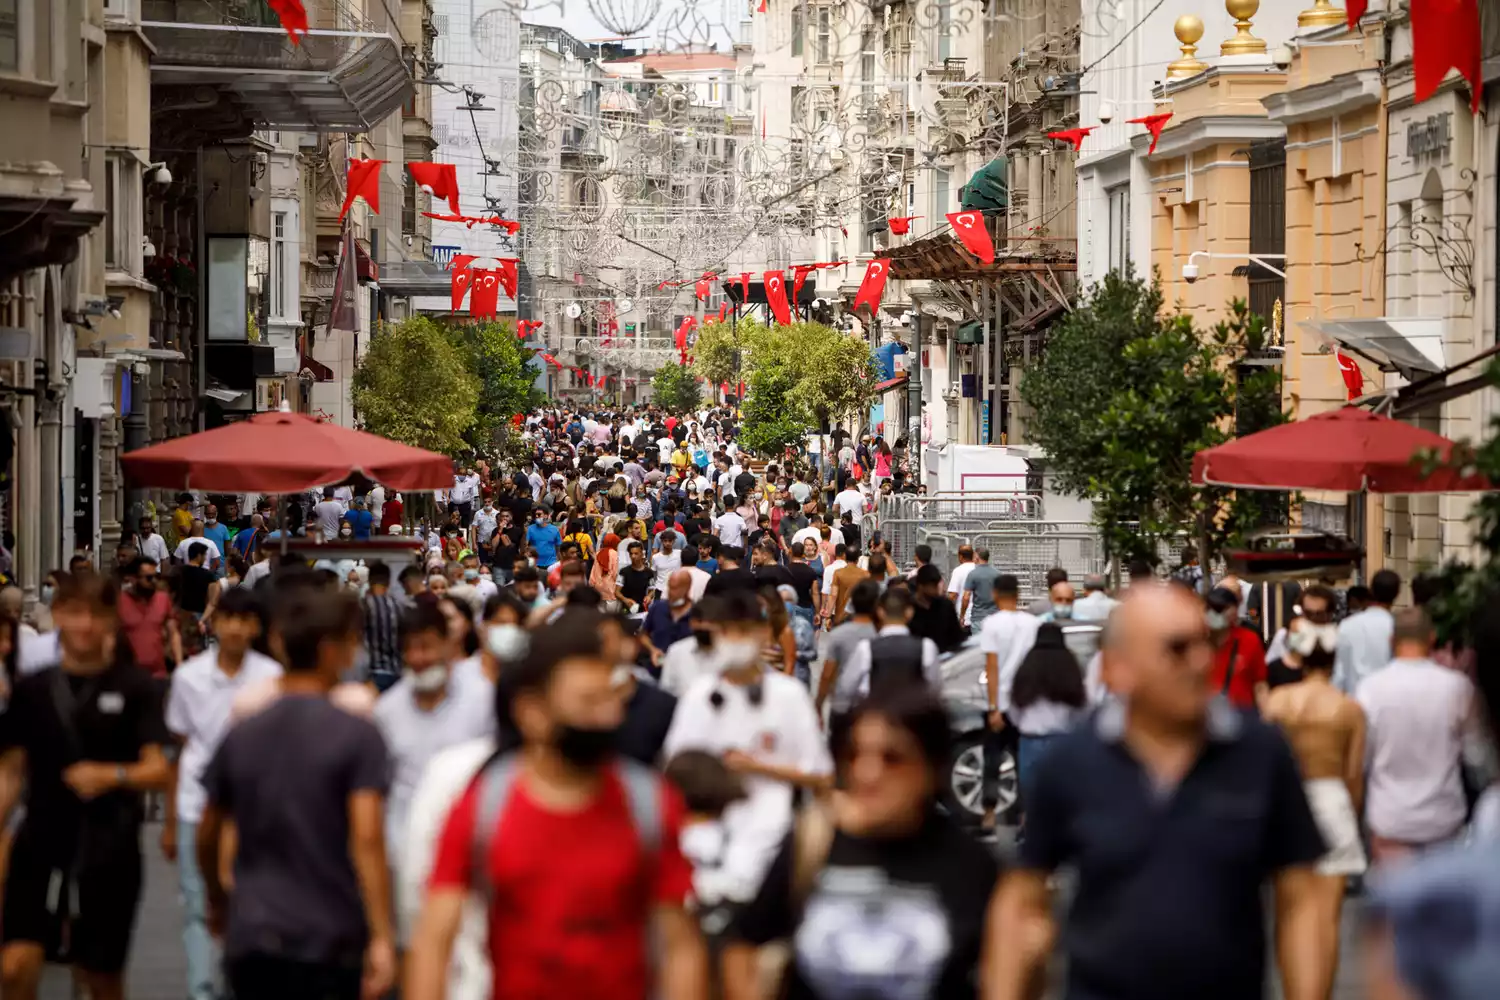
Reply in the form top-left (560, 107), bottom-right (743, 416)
top-left (650, 362), bottom-right (703, 414)
top-left (352, 316), bottom-right (479, 456)
top-left (738, 362), bottom-right (806, 457)
top-left (734, 321), bottom-right (879, 456)
top-left (690, 318), bottom-right (758, 387)
top-left (1019, 271), bottom-right (1284, 565)
top-left (446, 320), bottom-right (546, 451)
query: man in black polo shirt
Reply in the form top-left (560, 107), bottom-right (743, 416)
top-left (991, 583), bottom-right (1329, 1000)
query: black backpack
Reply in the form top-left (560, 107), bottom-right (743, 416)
top-left (868, 634), bottom-right (927, 695)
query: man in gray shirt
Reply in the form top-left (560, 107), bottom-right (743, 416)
top-left (816, 580), bottom-right (881, 743)
top-left (312, 487), bottom-right (347, 541)
top-left (962, 549), bottom-right (1001, 633)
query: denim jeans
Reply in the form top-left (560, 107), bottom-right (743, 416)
top-left (178, 819), bottom-right (220, 1000)
top-left (1017, 733), bottom-right (1063, 809)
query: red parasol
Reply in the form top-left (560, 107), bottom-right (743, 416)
top-left (1192, 407), bottom-right (1490, 494)
top-left (121, 409), bottom-right (455, 493)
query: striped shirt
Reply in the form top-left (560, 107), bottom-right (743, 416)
top-left (363, 591), bottom-right (405, 687)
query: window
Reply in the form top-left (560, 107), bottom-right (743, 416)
top-left (860, 195), bottom-right (883, 253)
top-left (0, 0), bottom-right (21, 73)
top-left (402, 47), bottom-right (418, 117)
top-left (791, 3), bottom-right (804, 56)
top-left (937, 0), bottom-right (952, 62)
top-left (402, 179), bottom-right (417, 237)
top-left (860, 30), bottom-right (876, 109)
top-left (103, 0), bottom-right (138, 20)
top-left (103, 155), bottom-right (139, 275)
top-left (104, 159), bottom-right (119, 269)
top-left (815, 7), bottom-right (831, 63)
top-left (270, 211), bottom-right (289, 320)
top-left (1106, 184), bottom-right (1130, 273)
top-left (932, 168), bottom-right (950, 219)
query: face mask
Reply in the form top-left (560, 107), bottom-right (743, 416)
top-left (554, 722), bottom-right (619, 768)
top-left (715, 637), bottom-right (761, 673)
top-left (1051, 604), bottom-right (1073, 620)
top-left (340, 528), bottom-right (353, 538)
top-left (486, 623), bottom-right (528, 661)
top-left (1205, 610), bottom-right (1230, 632)
top-left (206, 518), bottom-right (217, 526)
top-left (406, 665), bottom-right (449, 693)
top-left (464, 569), bottom-right (480, 583)
top-left (39, 584), bottom-right (54, 607)
top-left (1287, 622), bottom-right (1338, 658)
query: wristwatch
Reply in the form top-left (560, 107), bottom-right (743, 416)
top-left (115, 765), bottom-right (128, 787)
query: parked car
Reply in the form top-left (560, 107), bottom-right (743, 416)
top-left (938, 622), bottom-right (1103, 826)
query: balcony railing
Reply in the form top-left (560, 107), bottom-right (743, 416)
top-left (143, 0), bottom-right (411, 132)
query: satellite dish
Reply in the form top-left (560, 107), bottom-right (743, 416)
top-left (565, 302), bottom-right (583, 319)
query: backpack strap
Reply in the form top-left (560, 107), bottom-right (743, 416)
top-left (616, 758), bottom-right (662, 857)
top-left (470, 754), bottom-right (520, 901)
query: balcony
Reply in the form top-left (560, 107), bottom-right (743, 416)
top-left (142, 0), bottom-right (412, 133)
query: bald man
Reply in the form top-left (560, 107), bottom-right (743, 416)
top-left (642, 569), bottom-right (695, 668)
top-left (991, 584), bottom-right (1332, 1000)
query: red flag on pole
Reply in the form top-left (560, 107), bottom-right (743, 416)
top-left (791, 265), bottom-right (815, 316)
top-left (946, 211), bottom-right (995, 265)
top-left (738, 273), bottom-right (751, 300)
top-left (339, 158), bottom-right (383, 222)
top-left (449, 253), bottom-right (477, 273)
top-left (498, 259), bottom-right (518, 298)
top-left (695, 278), bottom-right (712, 301)
top-left (1411, 0), bottom-right (1482, 113)
top-left (1336, 351), bottom-right (1365, 401)
top-left (853, 259), bottom-right (890, 314)
top-left (407, 162), bottom-right (462, 215)
top-left (469, 270), bottom-right (501, 319)
top-left (450, 267), bottom-right (474, 312)
top-left (1045, 127), bottom-right (1095, 152)
top-left (764, 270), bottom-right (791, 324)
top-left (888, 216), bottom-right (921, 236)
top-left (1127, 113), bottom-right (1174, 155)
top-left (266, 0), bottom-right (308, 41)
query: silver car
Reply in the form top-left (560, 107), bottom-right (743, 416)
top-left (939, 622), bottom-right (1103, 825)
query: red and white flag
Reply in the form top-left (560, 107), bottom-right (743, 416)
top-left (339, 158), bottom-right (384, 222)
top-left (1336, 351), bottom-right (1364, 401)
top-left (450, 266), bottom-right (473, 313)
top-left (947, 211), bottom-right (995, 265)
top-left (408, 162), bottom-right (462, 215)
top-left (853, 259), bottom-right (890, 315)
top-left (763, 270), bottom-right (792, 325)
top-left (469, 270), bottom-right (501, 319)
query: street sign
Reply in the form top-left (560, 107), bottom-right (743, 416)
top-left (980, 400), bottom-right (990, 443)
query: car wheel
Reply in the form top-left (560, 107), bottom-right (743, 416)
top-left (943, 731), bottom-right (1019, 825)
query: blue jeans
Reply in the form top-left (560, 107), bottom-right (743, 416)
top-left (1017, 734), bottom-right (1063, 809)
top-left (178, 819), bottom-right (219, 1000)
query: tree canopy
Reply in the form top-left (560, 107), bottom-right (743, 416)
top-left (1020, 270), bottom-right (1284, 566)
top-left (352, 316), bottom-right (479, 456)
top-left (650, 361), bottom-right (702, 414)
top-left (447, 319), bottom-right (546, 452)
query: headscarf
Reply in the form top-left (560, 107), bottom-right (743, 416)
top-left (602, 532), bottom-right (621, 552)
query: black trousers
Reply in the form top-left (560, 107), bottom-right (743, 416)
top-left (226, 953), bottom-right (362, 1000)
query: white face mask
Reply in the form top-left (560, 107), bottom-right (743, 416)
top-left (486, 623), bottom-right (529, 662)
top-left (714, 637), bottom-right (761, 673)
top-left (1287, 623), bottom-right (1338, 657)
top-left (406, 665), bottom-right (449, 694)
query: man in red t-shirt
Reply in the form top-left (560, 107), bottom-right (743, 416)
top-left (117, 556), bottom-right (181, 677)
top-left (405, 612), bottom-right (706, 1000)
top-left (1206, 586), bottom-right (1267, 711)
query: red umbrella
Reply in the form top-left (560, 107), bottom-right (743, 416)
top-left (1192, 406), bottom-right (1489, 494)
top-left (122, 410), bottom-right (454, 493)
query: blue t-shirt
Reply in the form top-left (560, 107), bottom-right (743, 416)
top-left (347, 508), bottom-right (374, 540)
top-left (526, 522), bottom-right (563, 567)
top-left (202, 521), bottom-right (231, 560)
top-left (696, 557), bottom-right (719, 575)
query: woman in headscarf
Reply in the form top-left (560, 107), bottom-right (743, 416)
top-left (590, 532), bottom-right (622, 611)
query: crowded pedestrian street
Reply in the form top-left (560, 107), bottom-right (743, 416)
top-left (3, 0), bottom-right (1499, 998)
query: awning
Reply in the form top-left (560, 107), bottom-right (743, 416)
top-left (142, 23), bottom-right (412, 132)
top-left (1305, 318), bottom-right (1447, 380)
top-left (875, 374), bottom-right (909, 393)
top-left (300, 352), bottom-right (335, 382)
top-left (960, 157), bottom-right (1009, 212)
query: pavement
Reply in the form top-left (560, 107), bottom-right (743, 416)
top-left (36, 822), bottom-right (1370, 1000)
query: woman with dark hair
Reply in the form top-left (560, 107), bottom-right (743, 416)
top-left (1008, 622), bottom-right (1087, 804)
top-left (436, 595), bottom-right (480, 658)
top-left (759, 586), bottom-right (797, 676)
top-left (724, 685), bottom-right (1002, 1000)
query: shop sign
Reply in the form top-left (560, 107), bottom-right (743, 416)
top-left (1407, 112), bottom-right (1452, 161)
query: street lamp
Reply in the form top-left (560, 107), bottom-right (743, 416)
top-left (1183, 250), bottom-right (1287, 282)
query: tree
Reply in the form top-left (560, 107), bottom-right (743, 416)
top-left (446, 320), bottom-right (545, 452)
top-left (734, 321), bottom-right (879, 457)
top-left (1020, 270), bottom-right (1284, 566)
top-left (352, 316), bottom-right (479, 456)
top-left (738, 361), bottom-right (807, 457)
top-left (690, 317), bottom-right (763, 388)
top-left (650, 362), bottom-right (702, 414)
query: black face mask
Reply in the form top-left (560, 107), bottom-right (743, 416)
top-left (555, 723), bottom-right (618, 768)
top-left (693, 628), bottom-right (714, 649)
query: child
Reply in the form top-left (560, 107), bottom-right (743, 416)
top-left (663, 751), bottom-right (748, 927)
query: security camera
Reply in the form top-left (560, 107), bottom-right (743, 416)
top-left (149, 163), bottom-right (172, 185)
top-left (1272, 44), bottom-right (1293, 70)
top-left (1182, 262), bottom-right (1200, 284)
top-left (1097, 101), bottom-right (1116, 124)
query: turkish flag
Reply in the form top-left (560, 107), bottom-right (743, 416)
top-left (450, 253), bottom-right (477, 273)
top-left (450, 267), bottom-right (473, 312)
top-left (498, 259), bottom-right (518, 298)
top-left (1046, 127), bottom-right (1095, 152)
top-left (1412, 0), bottom-right (1482, 113)
top-left (738, 273), bottom-right (751, 300)
top-left (1127, 113), bottom-right (1174, 155)
top-left (695, 278), bottom-right (712, 301)
top-left (888, 216), bottom-right (921, 235)
top-left (947, 211), bottom-right (995, 265)
top-left (1336, 352), bottom-right (1365, 401)
top-left (470, 270), bottom-right (501, 319)
top-left (339, 158), bottom-right (384, 222)
top-left (266, 0), bottom-right (308, 42)
top-left (853, 259), bottom-right (890, 314)
top-left (792, 265), bottom-right (814, 316)
top-left (764, 270), bottom-right (792, 325)
top-left (408, 162), bottom-right (462, 215)
top-left (1346, 0), bottom-right (1367, 28)
top-left (716, 302), bottom-right (729, 322)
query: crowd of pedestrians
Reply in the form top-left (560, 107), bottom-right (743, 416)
top-left (0, 401), bottom-right (1491, 1000)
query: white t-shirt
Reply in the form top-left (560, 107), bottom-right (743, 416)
top-left (313, 499), bottom-right (347, 539)
top-left (715, 511), bottom-right (747, 547)
top-left (833, 488), bottom-right (866, 518)
top-left (946, 561), bottom-right (975, 600)
top-left (664, 671), bottom-right (833, 900)
top-left (139, 532), bottom-right (171, 565)
top-left (656, 437), bottom-right (676, 464)
top-left (979, 610), bottom-right (1042, 714)
top-left (821, 559), bottom-right (846, 596)
top-left (651, 550), bottom-right (683, 593)
top-left (790, 526), bottom-right (822, 549)
top-left (165, 649), bottom-right (284, 823)
top-left (685, 566), bottom-right (712, 603)
top-left (173, 536), bottom-right (222, 565)
top-left (369, 485), bottom-right (386, 523)
top-left (660, 635), bottom-right (714, 696)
